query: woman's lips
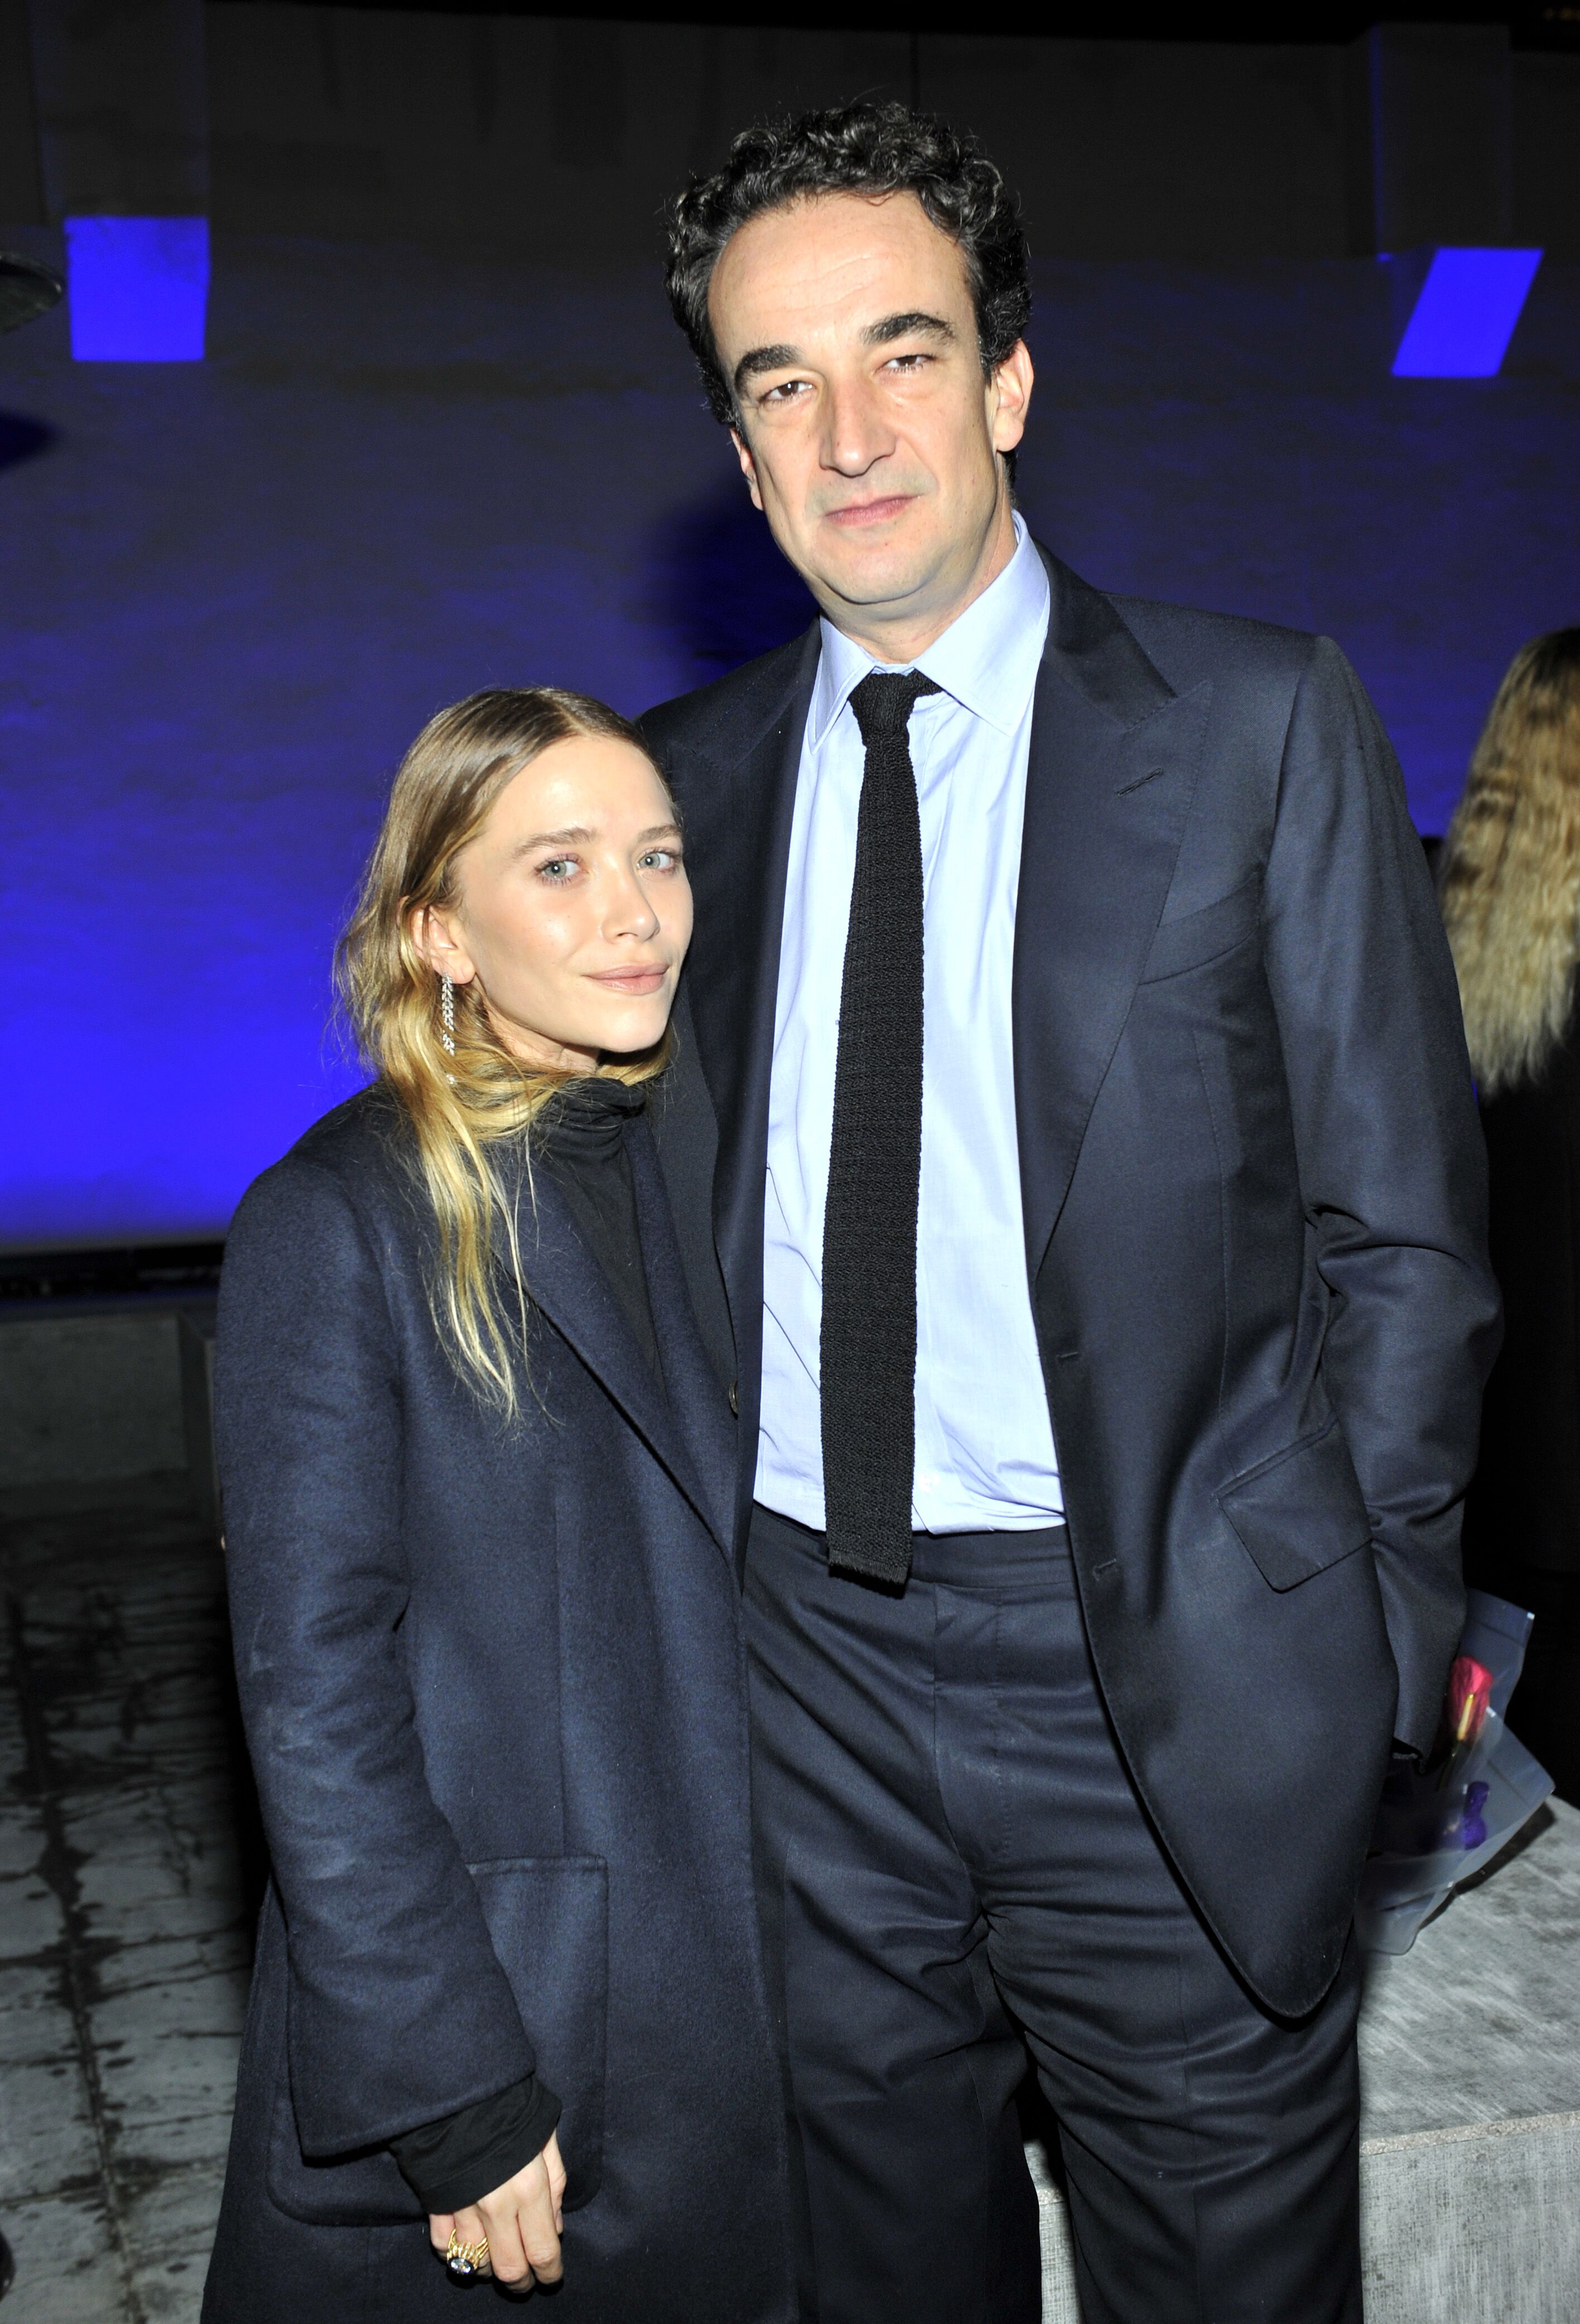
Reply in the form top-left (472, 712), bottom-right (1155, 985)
top-left (587, 967), bottom-right (668, 996)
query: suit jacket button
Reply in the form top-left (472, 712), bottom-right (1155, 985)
top-left (728, 1380), bottom-right (739, 1415)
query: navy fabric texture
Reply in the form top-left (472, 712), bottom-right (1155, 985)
top-left (745, 1506), bottom-right (1365, 2324)
top-left (642, 543), bottom-right (1500, 2023)
top-left (202, 1090), bottom-right (791, 2322)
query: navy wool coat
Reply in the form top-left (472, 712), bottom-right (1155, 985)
top-left (202, 1088), bottom-right (792, 2324)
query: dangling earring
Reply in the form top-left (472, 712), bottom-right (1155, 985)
top-left (440, 974), bottom-right (456, 1057)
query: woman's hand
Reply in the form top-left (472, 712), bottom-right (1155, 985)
top-left (429, 2131), bottom-right (566, 2290)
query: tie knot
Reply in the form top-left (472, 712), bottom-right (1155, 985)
top-left (847, 669), bottom-right (942, 744)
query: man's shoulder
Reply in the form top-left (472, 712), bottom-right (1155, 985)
top-left (640, 626), bottom-right (818, 770)
top-left (1102, 586), bottom-right (1329, 705)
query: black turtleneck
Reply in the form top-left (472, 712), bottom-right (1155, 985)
top-left (389, 1075), bottom-right (661, 2219)
top-left (534, 1076), bottom-right (662, 1382)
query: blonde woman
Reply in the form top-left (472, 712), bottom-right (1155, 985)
top-left (1441, 628), bottom-right (1580, 1807)
top-left (203, 691), bottom-right (789, 2321)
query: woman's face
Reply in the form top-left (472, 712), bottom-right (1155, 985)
top-left (415, 735), bottom-right (691, 1072)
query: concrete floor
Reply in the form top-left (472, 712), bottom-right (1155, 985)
top-left (0, 1489), bottom-right (252, 2323)
top-left (2, 1494), bottom-right (1576, 2323)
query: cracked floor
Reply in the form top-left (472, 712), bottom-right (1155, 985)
top-left (0, 1489), bottom-right (257, 2324)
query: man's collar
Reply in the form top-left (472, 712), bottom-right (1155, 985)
top-left (807, 514), bottom-right (1051, 751)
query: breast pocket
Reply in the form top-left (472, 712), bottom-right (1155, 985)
top-left (1140, 875), bottom-right (1261, 983)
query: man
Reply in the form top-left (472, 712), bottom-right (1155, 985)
top-left (643, 104), bottom-right (1497, 2324)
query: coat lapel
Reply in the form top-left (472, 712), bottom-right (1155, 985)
top-left (1014, 551), bottom-right (1213, 1275)
top-left (627, 1125), bottom-right (738, 1555)
top-left (512, 1151), bottom-right (728, 1554)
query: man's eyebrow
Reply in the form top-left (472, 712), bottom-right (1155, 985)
top-left (863, 310), bottom-right (956, 349)
top-left (733, 342), bottom-right (801, 396)
top-left (733, 313), bottom-right (958, 400)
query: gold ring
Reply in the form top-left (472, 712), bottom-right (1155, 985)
top-left (445, 2228), bottom-right (490, 2278)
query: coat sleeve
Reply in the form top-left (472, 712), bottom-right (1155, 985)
top-left (215, 1155), bottom-right (538, 2155)
top-left (1260, 637), bottom-right (1501, 1754)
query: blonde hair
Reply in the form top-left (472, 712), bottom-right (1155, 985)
top-left (338, 687), bottom-right (674, 1411)
top-left (1440, 629), bottom-right (1580, 1096)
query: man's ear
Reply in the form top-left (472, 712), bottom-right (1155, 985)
top-left (729, 425), bottom-right (765, 513)
top-left (988, 339), bottom-right (1034, 459)
top-left (408, 901), bottom-right (478, 986)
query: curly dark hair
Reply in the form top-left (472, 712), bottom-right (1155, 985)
top-left (664, 101), bottom-right (1031, 431)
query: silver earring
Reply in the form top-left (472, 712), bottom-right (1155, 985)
top-left (440, 975), bottom-right (456, 1056)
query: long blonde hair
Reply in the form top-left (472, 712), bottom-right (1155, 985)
top-left (338, 687), bottom-right (674, 1411)
top-left (1439, 629), bottom-right (1580, 1095)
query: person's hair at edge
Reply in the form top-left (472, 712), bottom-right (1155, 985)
top-left (664, 100), bottom-right (1032, 479)
top-left (338, 687), bottom-right (675, 1413)
top-left (1440, 627), bottom-right (1580, 1095)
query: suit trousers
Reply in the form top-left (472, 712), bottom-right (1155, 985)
top-left (744, 1503), bottom-right (1365, 2324)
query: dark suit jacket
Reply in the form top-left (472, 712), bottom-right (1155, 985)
top-left (642, 546), bottom-right (1500, 2018)
top-left (207, 1089), bottom-right (791, 2322)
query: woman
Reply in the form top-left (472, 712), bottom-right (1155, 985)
top-left (1440, 628), bottom-right (1580, 1807)
top-left (203, 690), bottom-right (789, 2320)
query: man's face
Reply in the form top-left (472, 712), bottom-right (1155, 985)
top-left (707, 190), bottom-right (1032, 644)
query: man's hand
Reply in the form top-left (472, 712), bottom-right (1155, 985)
top-left (428, 2131), bottom-right (566, 2289)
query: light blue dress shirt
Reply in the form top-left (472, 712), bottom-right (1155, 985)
top-left (756, 517), bottom-right (1064, 1534)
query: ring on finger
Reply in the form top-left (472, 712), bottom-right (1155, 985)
top-left (445, 2228), bottom-right (490, 2279)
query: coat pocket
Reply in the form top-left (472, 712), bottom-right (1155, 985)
top-left (265, 1854), bottom-right (609, 2225)
top-left (1217, 1419), bottom-right (1372, 1592)
top-left (469, 1854), bottom-right (609, 2211)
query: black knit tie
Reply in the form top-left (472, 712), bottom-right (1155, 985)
top-left (820, 670), bottom-right (941, 1585)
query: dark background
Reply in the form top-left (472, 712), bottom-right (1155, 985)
top-left (1, 2), bottom-right (1577, 1249)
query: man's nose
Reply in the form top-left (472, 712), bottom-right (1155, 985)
top-left (821, 373), bottom-right (893, 476)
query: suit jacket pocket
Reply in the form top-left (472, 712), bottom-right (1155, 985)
top-left (1217, 1419), bottom-right (1372, 1591)
top-left (1139, 875), bottom-right (1260, 983)
top-left (266, 1854), bottom-right (609, 2225)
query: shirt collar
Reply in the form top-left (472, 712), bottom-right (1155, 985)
top-left (807, 514), bottom-right (1050, 751)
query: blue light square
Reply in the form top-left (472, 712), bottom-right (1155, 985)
top-left (65, 216), bottom-right (209, 363)
top-left (1391, 248), bottom-right (1543, 380)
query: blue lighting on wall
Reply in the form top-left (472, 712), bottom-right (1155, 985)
top-left (65, 217), bottom-right (209, 362)
top-left (1392, 248), bottom-right (1543, 379)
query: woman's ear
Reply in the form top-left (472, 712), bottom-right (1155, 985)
top-left (408, 901), bottom-right (478, 986)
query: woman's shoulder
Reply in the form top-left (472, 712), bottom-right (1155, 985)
top-left (229, 1084), bottom-right (419, 1252)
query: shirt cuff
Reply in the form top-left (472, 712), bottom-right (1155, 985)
top-left (389, 2074), bottom-right (562, 2215)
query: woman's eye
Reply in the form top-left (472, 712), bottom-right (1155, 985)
top-left (537, 857), bottom-right (576, 882)
top-left (639, 849), bottom-right (678, 871)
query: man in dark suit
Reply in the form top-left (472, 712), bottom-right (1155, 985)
top-left (643, 103), bottom-right (1498, 2324)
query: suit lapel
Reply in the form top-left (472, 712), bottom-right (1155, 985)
top-left (1014, 551), bottom-right (1212, 1275)
top-left (678, 626), bottom-right (819, 1541)
top-left (513, 1154), bottom-right (727, 1554)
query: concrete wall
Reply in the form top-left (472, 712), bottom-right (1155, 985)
top-left (2, 227), bottom-right (1575, 1245)
top-left (0, 1307), bottom-right (215, 1516)
top-left (4, 6), bottom-right (1578, 257)
top-left (1, 7), bottom-right (1577, 1247)
top-left (204, 12), bottom-right (1580, 262)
